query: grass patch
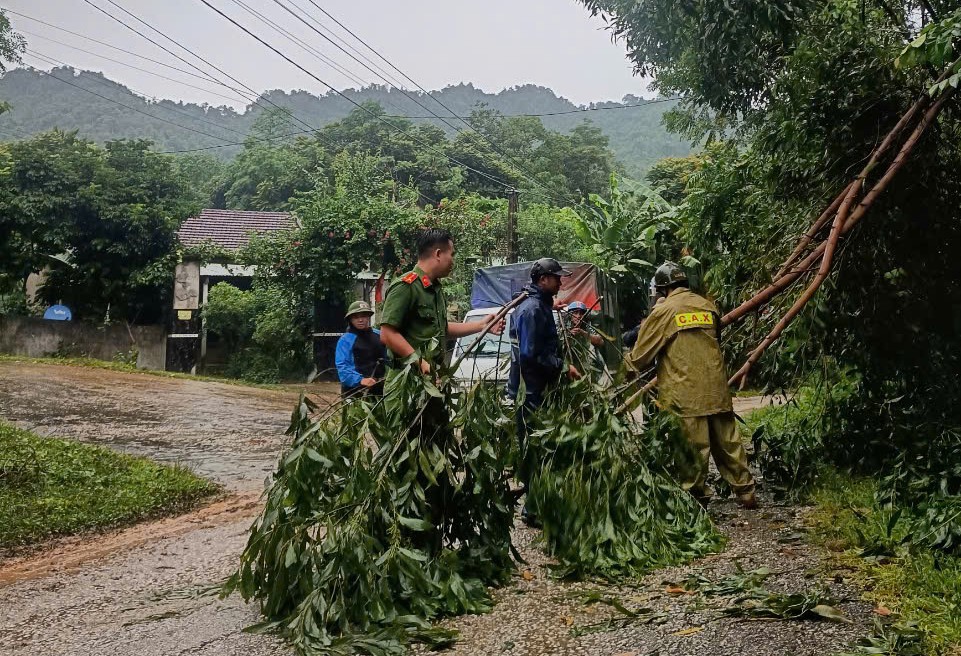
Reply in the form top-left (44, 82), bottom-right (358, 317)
top-left (0, 421), bottom-right (219, 550)
top-left (0, 353), bottom-right (283, 389)
top-left (808, 469), bottom-right (961, 655)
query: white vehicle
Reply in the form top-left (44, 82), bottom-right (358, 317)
top-left (451, 308), bottom-right (514, 387)
top-left (451, 307), bottom-right (575, 388)
top-left (454, 261), bottom-right (620, 389)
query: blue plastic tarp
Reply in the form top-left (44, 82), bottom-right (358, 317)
top-left (470, 262), bottom-right (599, 310)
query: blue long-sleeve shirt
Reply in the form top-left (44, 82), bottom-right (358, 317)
top-left (511, 284), bottom-right (564, 396)
top-left (335, 327), bottom-right (385, 390)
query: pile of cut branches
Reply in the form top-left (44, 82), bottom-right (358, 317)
top-left (225, 361), bottom-right (516, 655)
top-left (525, 377), bottom-right (722, 579)
top-left (228, 343), bottom-right (719, 653)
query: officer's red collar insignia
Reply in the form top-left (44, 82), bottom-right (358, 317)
top-left (421, 275), bottom-right (432, 288)
top-left (401, 272), bottom-right (418, 284)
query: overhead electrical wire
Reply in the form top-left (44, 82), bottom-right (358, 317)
top-left (80, 0), bottom-right (318, 136)
top-left (0, 124), bottom-right (31, 139)
top-left (227, 0), bottom-right (489, 140)
top-left (297, 0), bottom-right (583, 206)
top-left (271, 0), bottom-right (573, 206)
top-left (19, 28), bottom-right (250, 105)
top-left (26, 49), bottom-right (248, 141)
top-left (6, 9), bottom-right (252, 104)
top-left (194, 0), bottom-right (518, 192)
top-left (226, 0), bottom-right (369, 90)
top-left (24, 50), bottom-right (336, 153)
top-left (11, 1), bottom-right (680, 205)
top-left (11, 6), bottom-right (334, 147)
top-left (26, 50), bottom-right (245, 145)
top-left (286, 0), bottom-right (406, 90)
top-left (266, 0), bottom-right (465, 132)
top-left (399, 97), bottom-right (681, 119)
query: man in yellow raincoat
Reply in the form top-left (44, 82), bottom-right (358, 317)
top-left (628, 262), bottom-right (757, 509)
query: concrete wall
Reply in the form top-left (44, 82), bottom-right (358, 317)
top-left (0, 316), bottom-right (166, 370)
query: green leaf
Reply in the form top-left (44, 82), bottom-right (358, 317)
top-left (397, 516), bottom-right (433, 531)
top-left (284, 542), bottom-right (297, 568)
top-left (398, 547), bottom-right (428, 562)
top-left (810, 604), bottom-right (851, 623)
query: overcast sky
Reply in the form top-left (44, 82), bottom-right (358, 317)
top-left (3, 0), bottom-right (649, 112)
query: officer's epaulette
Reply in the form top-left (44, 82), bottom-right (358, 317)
top-left (400, 271), bottom-right (432, 288)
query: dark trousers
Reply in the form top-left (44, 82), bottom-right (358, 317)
top-left (516, 387), bottom-right (545, 493)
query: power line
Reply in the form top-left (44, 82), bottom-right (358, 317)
top-left (286, 0), bottom-right (405, 91)
top-left (399, 97), bottom-right (681, 119)
top-left (155, 96), bottom-right (683, 154)
top-left (19, 28), bottom-right (250, 105)
top-left (26, 51), bottom-right (339, 155)
top-left (194, 0), bottom-right (516, 191)
top-left (267, 0), bottom-right (459, 129)
top-left (293, 1), bottom-right (577, 206)
top-left (227, 0), bottom-right (369, 90)
top-left (26, 49), bottom-right (248, 141)
top-left (7, 9), bottom-right (251, 104)
top-left (26, 52), bottom-right (241, 145)
top-left (258, 0), bottom-right (567, 202)
top-left (0, 124), bottom-right (31, 139)
top-left (12, 5), bottom-right (334, 149)
top-left (80, 0), bottom-right (317, 136)
top-left (10, 6), bottom-right (677, 148)
top-left (228, 0), bottom-right (480, 140)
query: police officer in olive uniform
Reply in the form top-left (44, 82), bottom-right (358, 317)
top-left (378, 229), bottom-right (504, 546)
top-left (380, 228), bottom-right (503, 375)
top-left (628, 262), bottom-right (758, 509)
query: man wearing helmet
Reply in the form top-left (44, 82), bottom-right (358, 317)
top-left (335, 300), bottom-right (386, 398)
top-left (567, 301), bottom-right (604, 348)
top-left (628, 261), bottom-right (758, 509)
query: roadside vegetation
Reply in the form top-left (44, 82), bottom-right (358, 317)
top-left (747, 396), bottom-right (961, 654)
top-left (0, 421), bottom-right (218, 551)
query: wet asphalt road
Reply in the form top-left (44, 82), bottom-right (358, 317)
top-left (0, 362), bottom-right (860, 656)
top-left (0, 361), bottom-right (329, 656)
top-left (0, 361), bottom-right (337, 491)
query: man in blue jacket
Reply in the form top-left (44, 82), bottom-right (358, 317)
top-left (512, 258), bottom-right (582, 523)
top-left (335, 300), bottom-right (386, 398)
top-left (513, 259), bottom-right (583, 404)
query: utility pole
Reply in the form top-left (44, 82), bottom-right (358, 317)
top-left (506, 188), bottom-right (519, 264)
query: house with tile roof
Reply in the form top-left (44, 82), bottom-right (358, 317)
top-left (168, 209), bottom-right (297, 373)
top-left (177, 209), bottom-right (297, 253)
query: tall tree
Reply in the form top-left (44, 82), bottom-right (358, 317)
top-left (583, 0), bottom-right (961, 530)
top-left (0, 9), bottom-right (25, 117)
top-left (38, 139), bottom-right (192, 323)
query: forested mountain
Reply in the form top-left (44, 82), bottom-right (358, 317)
top-left (0, 67), bottom-right (690, 174)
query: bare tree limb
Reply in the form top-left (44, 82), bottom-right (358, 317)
top-left (727, 84), bottom-right (955, 383)
top-left (730, 182), bottom-right (858, 388)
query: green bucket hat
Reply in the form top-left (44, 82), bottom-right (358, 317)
top-left (345, 300), bottom-right (374, 319)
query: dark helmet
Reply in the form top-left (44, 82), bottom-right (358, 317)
top-left (530, 258), bottom-right (572, 282)
top-left (653, 261), bottom-right (688, 288)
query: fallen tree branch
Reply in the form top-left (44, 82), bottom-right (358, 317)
top-left (448, 292), bottom-right (527, 372)
top-left (727, 81), bottom-right (956, 380)
top-left (774, 185), bottom-right (851, 279)
top-left (730, 181), bottom-right (858, 388)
